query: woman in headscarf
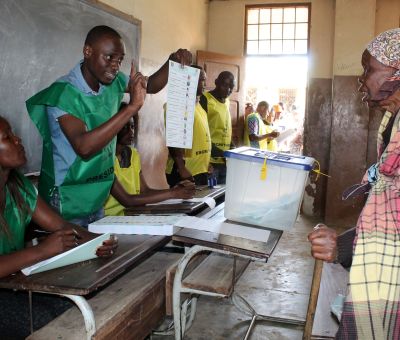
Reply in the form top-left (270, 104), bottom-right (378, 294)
top-left (308, 28), bottom-right (400, 339)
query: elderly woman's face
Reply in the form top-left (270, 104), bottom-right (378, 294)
top-left (358, 50), bottom-right (397, 107)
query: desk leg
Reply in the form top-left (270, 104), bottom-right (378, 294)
top-left (62, 294), bottom-right (96, 340)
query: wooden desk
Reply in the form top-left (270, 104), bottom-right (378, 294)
top-left (173, 203), bottom-right (282, 262)
top-left (125, 185), bottom-right (225, 215)
top-left (170, 204), bottom-right (284, 340)
top-left (0, 235), bottom-right (169, 339)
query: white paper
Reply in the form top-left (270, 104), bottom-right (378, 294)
top-left (166, 61), bottom-right (200, 148)
top-left (276, 128), bottom-right (296, 142)
top-left (88, 215), bottom-right (186, 235)
top-left (174, 216), bottom-right (270, 242)
top-left (21, 233), bottom-right (111, 276)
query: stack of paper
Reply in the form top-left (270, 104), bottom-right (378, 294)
top-left (88, 215), bottom-right (187, 235)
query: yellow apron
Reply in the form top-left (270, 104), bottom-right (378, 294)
top-left (104, 147), bottom-right (141, 216)
top-left (204, 92), bottom-right (232, 164)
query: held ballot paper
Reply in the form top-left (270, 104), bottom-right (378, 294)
top-left (21, 233), bottom-right (111, 276)
top-left (165, 61), bottom-right (200, 149)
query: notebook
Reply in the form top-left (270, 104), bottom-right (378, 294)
top-left (88, 215), bottom-right (187, 235)
top-left (21, 233), bottom-right (111, 276)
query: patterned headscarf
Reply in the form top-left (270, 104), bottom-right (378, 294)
top-left (367, 28), bottom-right (400, 81)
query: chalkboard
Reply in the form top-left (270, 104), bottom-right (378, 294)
top-left (0, 0), bottom-right (140, 173)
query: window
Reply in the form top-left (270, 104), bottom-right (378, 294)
top-left (245, 4), bottom-right (310, 56)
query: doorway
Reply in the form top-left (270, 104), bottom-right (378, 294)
top-left (245, 55), bottom-right (308, 154)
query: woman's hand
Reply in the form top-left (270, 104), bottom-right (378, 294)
top-left (96, 236), bottom-right (119, 258)
top-left (37, 228), bottom-right (78, 257)
top-left (307, 224), bottom-right (338, 262)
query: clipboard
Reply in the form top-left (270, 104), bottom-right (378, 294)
top-left (21, 233), bottom-right (111, 276)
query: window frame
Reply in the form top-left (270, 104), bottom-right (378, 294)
top-left (244, 3), bottom-right (311, 56)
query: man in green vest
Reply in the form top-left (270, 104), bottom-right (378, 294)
top-left (27, 25), bottom-right (192, 227)
top-left (199, 71), bottom-right (235, 184)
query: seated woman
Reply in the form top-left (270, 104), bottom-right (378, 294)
top-left (0, 115), bottom-right (117, 337)
top-left (105, 115), bottom-right (195, 216)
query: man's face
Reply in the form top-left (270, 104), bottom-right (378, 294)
top-left (215, 75), bottom-right (235, 99)
top-left (117, 121), bottom-right (134, 146)
top-left (358, 50), bottom-right (397, 107)
top-left (197, 70), bottom-right (207, 96)
top-left (257, 105), bottom-right (268, 118)
top-left (83, 35), bottom-right (126, 87)
top-left (0, 118), bottom-right (26, 170)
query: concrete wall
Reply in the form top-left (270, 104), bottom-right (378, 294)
top-left (99, 0), bottom-right (209, 188)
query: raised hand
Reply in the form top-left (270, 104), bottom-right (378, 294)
top-left (128, 60), bottom-right (147, 113)
top-left (170, 49), bottom-right (193, 66)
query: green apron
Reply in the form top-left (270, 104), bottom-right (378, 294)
top-left (26, 73), bottom-right (125, 220)
top-left (1, 171), bottom-right (37, 255)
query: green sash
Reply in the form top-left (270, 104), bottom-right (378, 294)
top-left (1, 172), bottom-right (37, 255)
top-left (26, 73), bottom-right (125, 220)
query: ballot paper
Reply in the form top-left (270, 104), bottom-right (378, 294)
top-left (175, 216), bottom-right (271, 242)
top-left (88, 215), bottom-right (187, 235)
top-left (21, 233), bottom-right (111, 276)
top-left (166, 61), bottom-right (200, 148)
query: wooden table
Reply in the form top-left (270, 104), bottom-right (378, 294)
top-left (170, 203), bottom-right (284, 340)
top-left (0, 235), bottom-right (169, 339)
top-left (173, 203), bottom-right (282, 262)
top-left (125, 185), bottom-right (225, 215)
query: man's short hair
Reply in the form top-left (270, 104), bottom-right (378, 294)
top-left (84, 25), bottom-right (121, 46)
top-left (217, 71), bottom-right (234, 82)
top-left (257, 101), bottom-right (269, 110)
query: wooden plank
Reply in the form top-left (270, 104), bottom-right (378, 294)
top-left (27, 252), bottom-right (181, 340)
top-left (124, 185), bottom-right (225, 215)
top-left (182, 253), bottom-right (250, 296)
top-left (0, 235), bottom-right (169, 295)
top-left (303, 259), bottom-right (323, 340)
top-left (165, 253), bottom-right (209, 315)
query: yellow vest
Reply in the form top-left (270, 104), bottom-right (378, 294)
top-left (243, 113), bottom-right (277, 151)
top-left (104, 147), bottom-right (141, 216)
top-left (204, 92), bottom-right (232, 164)
top-left (166, 103), bottom-right (211, 176)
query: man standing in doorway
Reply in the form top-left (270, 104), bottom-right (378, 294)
top-left (200, 71), bottom-right (235, 184)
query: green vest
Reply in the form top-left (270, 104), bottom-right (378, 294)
top-left (26, 73), bottom-right (126, 220)
top-left (1, 171), bottom-right (37, 255)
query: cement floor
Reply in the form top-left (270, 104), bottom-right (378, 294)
top-left (153, 215), bottom-right (319, 340)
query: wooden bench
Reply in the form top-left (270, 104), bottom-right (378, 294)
top-left (28, 252), bottom-right (181, 340)
top-left (182, 253), bottom-right (250, 295)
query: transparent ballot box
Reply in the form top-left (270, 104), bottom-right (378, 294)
top-left (224, 147), bottom-right (315, 230)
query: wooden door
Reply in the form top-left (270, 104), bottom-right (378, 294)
top-left (196, 50), bottom-right (245, 146)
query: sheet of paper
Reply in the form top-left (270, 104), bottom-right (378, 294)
top-left (88, 215), bottom-right (186, 235)
top-left (21, 233), bottom-right (111, 276)
top-left (276, 128), bottom-right (296, 142)
top-left (174, 216), bottom-right (270, 242)
top-left (166, 61), bottom-right (200, 148)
